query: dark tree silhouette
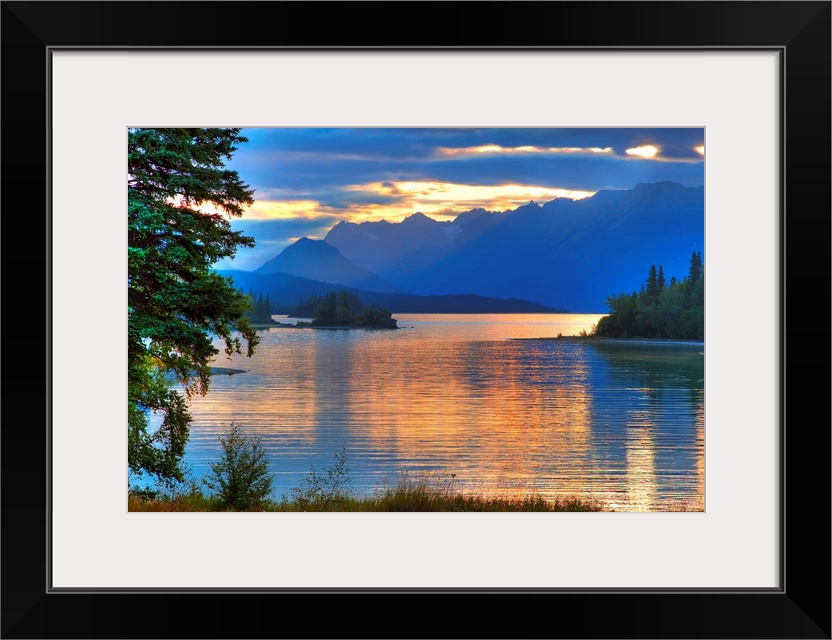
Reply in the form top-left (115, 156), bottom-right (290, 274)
top-left (594, 253), bottom-right (704, 340)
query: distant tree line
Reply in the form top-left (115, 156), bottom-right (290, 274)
top-left (593, 251), bottom-right (704, 340)
top-left (296, 290), bottom-right (396, 328)
top-left (241, 288), bottom-right (276, 324)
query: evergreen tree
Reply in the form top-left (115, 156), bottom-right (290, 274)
top-left (128, 128), bottom-right (258, 482)
top-left (646, 264), bottom-right (659, 304)
top-left (594, 256), bottom-right (704, 340)
top-left (256, 292), bottom-right (265, 322)
top-left (688, 250), bottom-right (703, 284)
top-left (684, 251), bottom-right (703, 307)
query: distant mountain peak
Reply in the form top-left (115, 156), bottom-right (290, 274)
top-left (452, 207), bottom-right (491, 226)
top-left (283, 237), bottom-right (337, 254)
top-left (402, 211), bottom-right (432, 223)
top-left (514, 200), bottom-right (542, 213)
top-left (254, 237), bottom-right (406, 293)
top-left (633, 180), bottom-right (685, 192)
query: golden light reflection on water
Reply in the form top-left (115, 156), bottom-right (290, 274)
top-left (152, 315), bottom-right (704, 511)
top-left (622, 408), bottom-right (658, 512)
top-left (346, 338), bottom-right (596, 500)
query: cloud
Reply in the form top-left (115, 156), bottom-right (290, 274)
top-left (220, 127), bottom-right (705, 258)
top-left (625, 145), bottom-right (660, 158)
top-left (304, 180), bottom-right (596, 223)
top-left (234, 127), bottom-right (704, 172)
top-left (437, 144), bottom-right (614, 158)
top-left (232, 149), bottom-right (703, 198)
top-left (242, 200), bottom-right (320, 220)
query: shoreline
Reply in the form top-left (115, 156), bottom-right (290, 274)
top-left (515, 336), bottom-right (704, 348)
top-left (250, 321), bottom-right (397, 330)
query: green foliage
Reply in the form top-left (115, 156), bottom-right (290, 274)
top-left (128, 128), bottom-right (259, 482)
top-left (204, 424), bottom-right (274, 510)
top-left (645, 264), bottom-right (659, 304)
top-left (290, 448), bottom-right (352, 508)
top-left (593, 251), bottom-right (704, 340)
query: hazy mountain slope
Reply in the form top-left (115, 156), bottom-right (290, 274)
top-left (216, 269), bottom-right (562, 314)
top-left (255, 237), bottom-right (407, 293)
top-left (324, 209), bottom-right (502, 282)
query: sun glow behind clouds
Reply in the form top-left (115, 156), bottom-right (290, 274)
top-left (438, 145), bottom-right (613, 158)
top-left (338, 180), bottom-right (596, 221)
top-left (241, 181), bottom-right (597, 224)
top-left (694, 145), bottom-right (705, 156)
top-left (243, 200), bottom-right (321, 220)
top-left (625, 145), bottom-right (660, 158)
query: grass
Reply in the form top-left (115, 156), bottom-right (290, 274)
top-left (128, 472), bottom-right (605, 513)
top-left (130, 443), bottom-right (606, 513)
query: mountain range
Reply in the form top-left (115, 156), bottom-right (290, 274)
top-left (222, 181), bottom-right (704, 313)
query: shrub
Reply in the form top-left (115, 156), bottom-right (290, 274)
top-left (204, 423), bottom-right (274, 510)
top-left (290, 447), bottom-right (351, 509)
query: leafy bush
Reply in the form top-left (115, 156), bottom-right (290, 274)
top-left (204, 423), bottom-right (274, 510)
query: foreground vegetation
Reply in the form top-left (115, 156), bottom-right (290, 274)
top-left (128, 128), bottom-right (259, 483)
top-left (128, 480), bottom-right (604, 513)
top-left (129, 426), bottom-right (603, 512)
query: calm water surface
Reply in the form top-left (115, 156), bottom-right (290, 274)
top-left (143, 314), bottom-right (704, 511)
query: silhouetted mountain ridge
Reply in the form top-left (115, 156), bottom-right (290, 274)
top-left (242, 181), bottom-right (703, 312)
top-left (323, 181), bottom-right (703, 311)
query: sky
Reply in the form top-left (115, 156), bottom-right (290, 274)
top-left (219, 127), bottom-right (705, 271)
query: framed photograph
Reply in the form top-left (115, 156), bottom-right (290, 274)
top-left (126, 124), bottom-right (708, 517)
top-left (3, 2), bottom-right (829, 638)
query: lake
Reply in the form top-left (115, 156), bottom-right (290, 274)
top-left (141, 313), bottom-right (704, 512)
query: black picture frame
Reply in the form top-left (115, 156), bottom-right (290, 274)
top-left (2, 2), bottom-right (829, 638)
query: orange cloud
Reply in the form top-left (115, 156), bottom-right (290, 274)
top-left (339, 180), bottom-right (595, 221)
top-left (241, 200), bottom-right (321, 220)
top-left (234, 182), bottom-right (597, 226)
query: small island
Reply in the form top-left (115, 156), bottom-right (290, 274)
top-left (294, 291), bottom-right (398, 329)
